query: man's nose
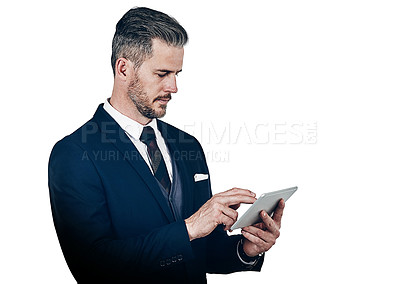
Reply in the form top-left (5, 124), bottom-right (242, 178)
top-left (164, 75), bottom-right (178, 93)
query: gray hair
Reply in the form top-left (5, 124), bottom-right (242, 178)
top-left (111, 7), bottom-right (188, 76)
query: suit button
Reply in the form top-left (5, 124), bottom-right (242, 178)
top-left (172, 256), bottom-right (177, 263)
top-left (177, 254), bottom-right (183, 261)
top-left (166, 258), bottom-right (171, 266)
top-left (160, 260), bottom-right (165, 267)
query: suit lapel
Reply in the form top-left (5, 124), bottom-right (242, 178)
top-left (157, 120), bottom-right (195, 219)
top-left (92, 105), bottom-right (175, 223)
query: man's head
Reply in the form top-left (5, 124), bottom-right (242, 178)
top-left (110, 7), bottom-right (188, 124)
top-left (111, 7), bottom-right (188, 75)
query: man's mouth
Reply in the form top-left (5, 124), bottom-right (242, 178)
top-left (154, 94), bottom-right (172, 104)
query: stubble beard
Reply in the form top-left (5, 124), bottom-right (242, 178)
top-left (127, 75), bottom-right (168, 119)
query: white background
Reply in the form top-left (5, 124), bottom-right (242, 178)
top-left (1, 0), bottom-right (399, 283)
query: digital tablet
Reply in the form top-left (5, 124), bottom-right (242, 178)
top-left (231, 186), bottom-right (298, 230)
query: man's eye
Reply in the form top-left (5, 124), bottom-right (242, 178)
top-left (157, 73), bottom-right (167, 78)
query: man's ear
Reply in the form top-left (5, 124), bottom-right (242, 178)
top-left (115, 58), bottom-right (132, 81)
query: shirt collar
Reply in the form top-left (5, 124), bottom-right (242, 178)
top-left (103, 99), bottom-right (158, 141)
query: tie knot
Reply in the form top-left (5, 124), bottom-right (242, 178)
top-left (140, 126), bottom-right (156, 145)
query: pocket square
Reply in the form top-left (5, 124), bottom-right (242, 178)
top-left (194, 173), bottom-right (209, 182)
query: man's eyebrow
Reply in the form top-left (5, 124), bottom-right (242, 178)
top-left (155, 69), bottom-right (183, 74)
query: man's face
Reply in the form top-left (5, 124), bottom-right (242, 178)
top-left (128, 39), bottom-right (184, 120)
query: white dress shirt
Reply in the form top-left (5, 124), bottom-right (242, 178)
top-left (103, 99), bottom-right (173, 181)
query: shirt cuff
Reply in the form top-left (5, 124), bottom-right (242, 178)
top-left (236, 238), bottom-right (263, 266)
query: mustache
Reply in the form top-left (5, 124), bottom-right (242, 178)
top-left (153, 94), bottom-right (172, 102)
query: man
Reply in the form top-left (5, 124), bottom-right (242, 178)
top-left (49, 7), bottom-right (285, 283)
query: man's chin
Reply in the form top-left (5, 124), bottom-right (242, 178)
top-left (155, 110), bottom-right (167, 118)
top-left (148, 108), bottom-right (167, 119)
top-left (154, 105), bottom-right (167, 117)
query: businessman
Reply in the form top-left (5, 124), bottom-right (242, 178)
top-left (49, 7), bottom-right (285, 283)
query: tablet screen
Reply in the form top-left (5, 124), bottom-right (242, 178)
top-left (231, 186), bottom-right (297, 230)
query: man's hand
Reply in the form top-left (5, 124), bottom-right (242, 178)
top-left (185, 188), bottom-right (256, 241)
top-left (241, 199), bottom-right (285, 257)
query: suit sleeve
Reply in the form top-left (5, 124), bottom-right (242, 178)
top-left (206, 226), bottom-right (264, 274)
top-left (48, 139), bottom-right (194, 282)
top-left (187, 139), bottom-right (264, 274)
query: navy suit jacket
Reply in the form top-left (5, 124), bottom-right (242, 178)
top-left (49, 104), bottom-right (263, 283)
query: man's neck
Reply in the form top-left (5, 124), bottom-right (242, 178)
top-left (109, 95), bottom-right (151, 125)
